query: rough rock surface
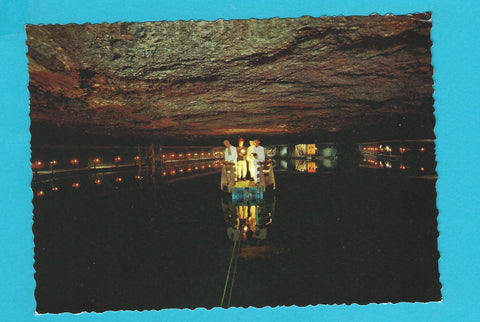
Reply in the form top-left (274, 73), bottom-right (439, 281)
top-left (26, 13), bottom-right (433, 145)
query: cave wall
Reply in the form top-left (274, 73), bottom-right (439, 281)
top-left (26, 13), bottom-right (433, 144)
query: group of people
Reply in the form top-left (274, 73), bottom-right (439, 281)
top-left (223, 138), bottom-right (265, 184)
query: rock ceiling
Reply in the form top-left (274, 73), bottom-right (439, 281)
top-left (26, 13), bottom-right (433, 145)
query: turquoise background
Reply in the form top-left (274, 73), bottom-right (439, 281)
top-left (1, 0), bottom-right (479, 320)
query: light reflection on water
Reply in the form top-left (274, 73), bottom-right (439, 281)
top-left (222, 195), bottom-right (275, 243)
top-left (31, 140), bottom-right (435, 176)
top-left (31, 152), bottom-right (436, 197)
top-left (31, 140), bottom-right (439, 312)
top-left (31, 140), bottom-right (436, 196)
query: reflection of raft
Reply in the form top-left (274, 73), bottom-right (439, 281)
top-left (220, 161), bottom-right (276, 195)
top-left (221, 194), bottom-right (275, 242)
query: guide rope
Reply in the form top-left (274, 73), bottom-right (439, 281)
top-left (227, 235), bottom-right (242, 307)
top-left (220, 233), bottom-right (242, 308)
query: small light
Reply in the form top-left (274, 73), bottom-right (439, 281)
top-left (241, 149), bottom-right (246, 154)
top-left (194, 153), bottom-right (198, 156)
top-left (194, 166), bottom-right (199, 170)
top-left (115, 177), bottom-right (123, 182)
top-left (94, 158), bottom-right (101, 164)
top-left (208, 164), bottom-right (211, 168)
top-left (419, 148), bottom-right (425, 152)
top-left (135, 175), bottom-right (141, 180)
top-left (32, 161), bottom-right (44, 170)
top-left (187, 167), bottom-right (192, 172)
top-left (243, 226), bottom-right (248, 232)
top-left (162, 171), bottom-right (167, 176)
top-left (36, 190), bottom-right (44, 197)
top-left (114, 156), bottom-right (121, 162)
top-left (170, 153), bottom-right (175, 158)
top-left (72, 182), bottom-right (80, 188)
top-left (170, 170), bottom-right (176, 175)
top-left (201, 165), bottom-right (205, 169)
top-left (162, 154), bottom-right (166, 158)
top-left (201, 152), bottom-right (205, 156)
top-left (420, 167), bottom-right (425, 172)
top-left (51, 186), bottom-right (59, 191)
top-left (207, 152), bottom-right (211, 156)
top-left (179, 153), bottom-right (184, 157)
top-left (134, 156), bottom-right (140, 161)
top-left (94, 178), bottom-right (102, 185)
top-left (179, 168), bottom-right (184, 173)
top-left (50, 160), bottom-right (57, 165)
top-left (187, 153), bottom-right (191, 157)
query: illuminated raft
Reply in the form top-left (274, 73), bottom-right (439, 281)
top-left (220, 161), bottom-right (276, 197)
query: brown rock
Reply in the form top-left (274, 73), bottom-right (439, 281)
top-left (26, 13), bottom-right (433, 145)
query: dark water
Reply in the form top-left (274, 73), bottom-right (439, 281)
top-left (32, 148), bottom-right (440, 312)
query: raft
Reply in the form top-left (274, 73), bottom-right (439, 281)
top-left (220, 161), bottom-right (276, 195)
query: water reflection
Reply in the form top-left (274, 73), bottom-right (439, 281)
top-left (274, 158), bottom-right (338, 172)
top-left (32, 159), bottom-right (222, 197)
top-left (222, 196), bottom-right (275, 243)
top-left (220, 194), bottom-right (276, 308)
top-left (358, 140), bottom-right (436, 177)
top-left (31, 141), bottom-right (437, 200)
top-left (31, 140), bottom-right (436, 191)
top-left (32, 142), bottom-right (440, 312)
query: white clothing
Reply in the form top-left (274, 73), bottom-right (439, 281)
top-left (237, 160), bottom-right (247, 179)
top-left (252, 146), bottom-right (265, 164)
top-left (247, 146), bottom-right (255, 162)
top-left (251, 145), bottom-right (265, 183)
top-left (224, 146), bottom-right (238, 163)
top-left (247, 145), bottom-right (256, 179)
top-left (248, 161), bottom-right (255, 180)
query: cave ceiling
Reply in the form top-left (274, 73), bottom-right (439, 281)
top-left (26, 13), bottom-right (433, 145)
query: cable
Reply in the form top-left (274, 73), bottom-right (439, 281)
top-left (220, 238), bottom-right (238, 308)
top-left (227, 234), bottom-right (242, 307)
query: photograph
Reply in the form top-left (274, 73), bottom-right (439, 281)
top-left (26, 12), bottom-right (441, 313)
